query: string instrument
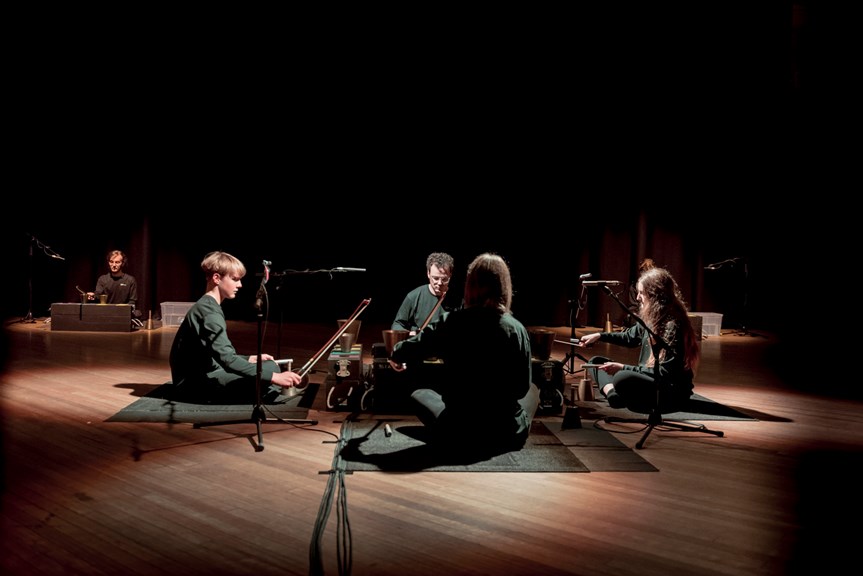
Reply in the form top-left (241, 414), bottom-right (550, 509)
top-left (417, 294), bottom-right (445, 333)
top-left (292, 298), bottom-right (371, 389)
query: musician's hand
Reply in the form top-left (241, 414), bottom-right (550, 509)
top-left (388, 359), bottom-right (407, 372)
top-left (86, 292), bottom-right (95, 301)
top-left (580, 333), bottom-right (601, 346)
top-left (599, 362), bottom-right (624, 376)
top-left (271, 370), bottom-right (303, 388)
top-left (248, 354), bottom-right (275, 364)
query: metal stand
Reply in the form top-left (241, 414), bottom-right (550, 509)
top-left (730, 259), bottom-right (762, 337)
top-left (19, 232), bottom-right (65, 323)
top-left (193, 260), bottom-right (317, 452)
top-left (20, 237), bottom-right (35, 323)
top-left (705, 257), bottom-right (763, 337)
top-left (595, 285), bottom-right (723, 449)
top-left (603, 409), bottom-right (724, 449)
top-left (562, 280), bottom-right (589, 374)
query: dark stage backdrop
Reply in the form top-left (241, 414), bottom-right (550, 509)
top-left (4, 3), bottom-right (809, 332)
top-left (7, 202), bottom-right (800, 336)
top-left (3, 2), bottom-right (847, 399)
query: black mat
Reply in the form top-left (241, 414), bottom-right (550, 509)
top-left (549, 414), bottom-right (659, 472)
top-left (581, 392), bottom-right (757, 422)
top-left (105, 382), bottom-right (318, 423)
top-left (336, 390), bottom-right (748, 473)
top-left (339, 416), bottom-right (653, 473)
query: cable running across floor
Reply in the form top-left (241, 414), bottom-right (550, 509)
top-left (310, 420), bottom-right (352, 576)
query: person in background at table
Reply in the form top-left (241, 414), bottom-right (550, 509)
top-left (87, 250), bottom-right (138, 312)
top-left (388, 252), bottom-right (539, 457)
top-left (168, 251), bottom-right (303, 403)
top-left (392, 252), bottom-right (455, 335)
top-left (577, 265), bottom-right (699, 414)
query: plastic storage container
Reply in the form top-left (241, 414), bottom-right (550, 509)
top-left (160, 302), bottom-right (195, 327)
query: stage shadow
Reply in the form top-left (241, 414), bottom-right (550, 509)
top-left (339, 436), bottom-right (517, 471)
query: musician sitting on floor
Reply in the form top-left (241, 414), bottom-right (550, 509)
top-left (387, 252), bottom-right (456, 397)
top-left (392, 252), bottom-right (455, 335)
top-left (168, 251), bottom-right (302, 404)
top-left (578, 265), bottom-right (699, 414)
top-left (389, 253), bottom-right (540, 456)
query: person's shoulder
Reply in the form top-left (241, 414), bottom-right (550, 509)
top-left (457, 306), bottom-right (507, 322)
top-left (192, 294), bottom-right (218, 309)
top-left (502, 311), bottom-right (528, 331)
top-left (190, 296), bottom-right (224, 320)
top-left (406, 284), bottom-right (427, 297)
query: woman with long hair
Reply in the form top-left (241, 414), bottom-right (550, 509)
top-left (579, 266), bottom-right (700, 413)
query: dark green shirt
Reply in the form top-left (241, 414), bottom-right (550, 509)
top-left (392, 284), bottom-right (448, 331)
top-left (391, 307), bottom-right (532, 426)
top-left (600, 321), bottom-right (694, 396)
top-left (169, 294), bottom-right (276, 387)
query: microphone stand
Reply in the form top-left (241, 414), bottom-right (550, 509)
top-left (21, 235), bottom-right (35, 323)
top-left (252, 267), bottom-right (268, 450)
top-left (562, 279), bottom-right (589, 375)
top-left (597, 285), bottom-right (723, 449)
top-left (193, 260), bottom-right (317, 452)
top-left (19, 232), bottom-right (65, 323)
top-left (704, 257), bottom-right (762, 337)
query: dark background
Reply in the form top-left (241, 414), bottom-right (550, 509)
top-left (5, 202), bottom-right (801, 332)
top-left (2, 3), bottom-right (850, 393)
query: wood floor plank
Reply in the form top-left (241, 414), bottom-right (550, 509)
top-left (2, 319), bottom-right (860, 575)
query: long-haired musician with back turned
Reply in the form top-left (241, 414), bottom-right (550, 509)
top-left (388, 253), bottom-right (539, 457)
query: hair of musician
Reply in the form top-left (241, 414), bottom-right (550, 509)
top-left (201, 251), bottom-right (247, 279)
top-left (463, 252), bottom-right (512, 313)
top-left (638, 257), bottom-right (656, 273)
top-left (426, 252), bottom-right (454, 274)
top-left (107, 250), bottom-right (127, 266)
top-left (637, 266), bottom-right (699, 373)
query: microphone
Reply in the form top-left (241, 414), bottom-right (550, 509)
top-left (50, 254), bottom-right (65, 261)
top-left (255, 261), bottom-right (270, 310)
top-left (579, 273), bottom-right (592, 279)
top-left (582, 280), bottom-right (622, 286)
top-left (334, 267), bottom-right (366, 272)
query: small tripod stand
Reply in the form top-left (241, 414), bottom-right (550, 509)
top-left (595, 285), bottom-right (724, 449)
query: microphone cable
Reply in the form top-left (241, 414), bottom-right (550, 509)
top-left (309, 418), bottom-right (352, 576)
